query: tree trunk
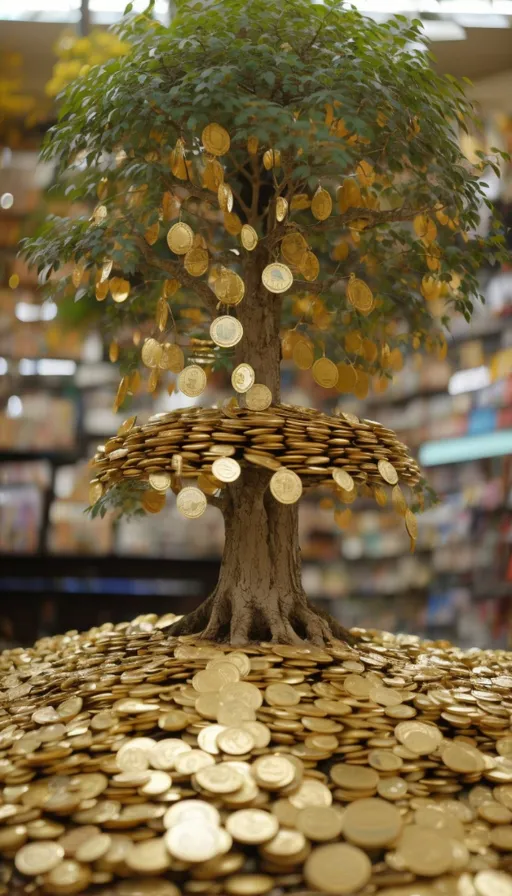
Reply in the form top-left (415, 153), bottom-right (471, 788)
top-left (169, 248), bottom-right (354, 645)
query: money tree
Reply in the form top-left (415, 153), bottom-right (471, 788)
top-left (24, 0), bottom-right (506, 645)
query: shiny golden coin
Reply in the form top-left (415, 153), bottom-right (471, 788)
top-left (263, 148), bottom-right (280, 169)
top-left (297, 806), bottom-right (343, 841)
top-left (342, 797), bottom-right (402, 847)
top-left (245, 384), bottom-right (272, 411)
top-left (262, 828), bottom-right (306, 858)
top-left (404, 508), bottom-right (418, 540)
top-left (368, 749), bottom-right (403, 772)
top-left (475, 870), bottom-right (512, 896)
top-left (231, 363), bottom-right (255, 394)
top-left (241, 224), bottom-right (258, 251)
top-left (202, 122), bottom-right (230, 156)
top-left (165, 821), bottom-right (221, 862)
top-left (217, 727), bottom-right (255, 755)
top-left (211, 457), bottom-right (241, 483)
top-left (289, 779), bottom-right (332, 809)
top-left (276, 196), bottom-right (288, 221)
top-left (213, 268), bottom-right (245, 305)
top-left (142, 489), bottom-right (166, 514)
top-left (395, 720), bottom-right (442, 755)
top-left (184, 247), bottom-right (209, 277)
top-left (218, 184), bottom-right (234, 214)
top-left (331, 763), bottom-right (379, 792)
top-left (167, 222), bottom-right (194, 255)
top-left (305, 843), bottom-right (371, 895)
top-left (88, 479), bottom-right (103, 505)
top-left (15, 841), bottom-right (65, 876)
top-left (210, 315), bottom-right (243, 348)
top-left (160, 342), bottom-right (185, 372)
top-left (398, 825), bottom-right (452, 877)
top-left (141, 337), bottom-right (163, 368)
top-left (312, 357), bottom-right (339, 389)
top-left (281, 232), bottom-right (307, 265)
top-left (176, 486), bottom-right (207, 519)
top-left (299, 249), bottom-right (320, 281)
top-left (346, 275), bottom-right (374, 315)
top-left (442, 742), bottom-right (486, 774)
top-left (392, 484), bottom-right (407, 515)
top-left (225, 874), bottom-right (274, 895)
top-left (174, 749), bottom-right (215, 775)
top-left (126, 836), bottom-right (171, 873)
top-left (270, 468), bottom-right (302, 504)
top-left (378, 458), bottom-right (398, 485)
top-left (41, 859), bottom-right (91, 893)
top-left (110, 277), bottom-right (131, 303)
top-left (75, 833), bottom-right (111, 863)
top-left (332, 468), bottom-right (354, 491)
top-left (226, 809), bottom-right (278, 844)
top-left (252, 755), bottom-right (295, 789)
top-left (265, 682), bottom-right (300, 706)
top-left (262, 263), bottom-right (293, 294)
top-left (178, 364), bottom-right (207, 397)
top-left (164, 799), bottom-right (220, 829)
top-left (311, 187), bottom-right (332, 221)
top-left (195, 764), bottom-right (244, 794)
top-left (220, 681), bottom-right (263, 710)
top-left (148, 472), bottom-right (171, 492)
top-left (292, 339), bottom-right (314, 370)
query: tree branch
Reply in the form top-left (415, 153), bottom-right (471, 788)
top-left (206, 492), bottom-right (228, 512)
top-left (307, 204), bottom-right (434, 234)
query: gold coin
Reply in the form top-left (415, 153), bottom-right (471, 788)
top-left (218, 184), bottom-right (234, 214)
top-left (220, 681), bottom-right (263, 710)
top-left (225, 874), bottom-right (274, 895)
top-left (346, 275), bottom-right (374, 315)
top-left (377, 777), bottom-right (408, 801)
top-left (289, 779), bottom-right (332, 809)
top-left (15, 841), bottom-right (65, 876)
top-left (178, 364), bottom-right (207, 397)
top-left (281, 232), bottom-right (307, 265)
top-left (342, 797), bottom-right (402, 847)
top-left (211, 457), bottom-right (241, 483)
top-left (226, 809), bottom-right (278, 844)
top-left (224, 211), bottom-right (242, 235)
top-left (202, 122), bottom-right (230, 156)
top-left (262, 263), bottom-right (293, 294)
top-left (141, 337), bottom-right (163, 368)
top-left (159, 342), bottom-right (185, 372)
top-left (176, 486), bottom-right (207, 519)
top-left (163, 799), bottom-right (220, 829)
top-left (109, 277), bottom-right (130, 303)
top-left (210, 315), bottom-right (243, 348)
top-left (174, 749), bottom-right (215, 775)
top-left (231, 363), bottom-right (255, 393)
top-left (312, 357), bottom-right (339, 389)
top-left (142, 489), bottom-right (166, 514)
top-left (330, 763), bottom-right (379, 792)
top-left (41, 859), bottom-right (91, 893)
top-left (299, 250), bottom-right (320, 281)
top-left (217, 727), bottom-right (255, 756)
top-left (304, 843), bottom-right (371, 895)
top-left (75, 833), bottom-right (111, 863)
top-left (213, 268), bottom-right (245, 305)
top-left (311, 187), bottom-right (332, 221)
top-left (195, 764), bottom-right (244, 794)
top-left (263, 148), bottom-right (280, 169)
top-left (241, 224), bottom-right (258, 251)
top-left (88, 479), bottom-right (103, 504)
top-left (167, 222), bottom-right (194, 255)
top-left (262, 828), bottom-right (306, 858)
top-left (276, 196), bottom-right (288, 221)
top-left (405, 508), bottom-right (418, 540)
top-left (398, 825), bottom-right (453, 876)
top-left (245, 384), bottom-right (272, 411)
top-left (165, 821), bottom-right (221, 862)
top-left (265, 683), bottom-right (300, 706)
top-left (395, 720), bottom-right (442, 755)
top-left (442, 742), bottom-right (485, 774)
top-left (292, 339), bottom-right (314, 370)
top-left (475, 871), bottom-right (512, 896)
top-left (126, 837), bottom-right (171, 873)
top-left (332, 468), bottom-right (354, 491)
top-left (252, 755), bottom-right (295, 789)
top-left (392, 484), bottom-right (407, 515)
top-left (148, 472), bottom-right (171, 492)
top-left (378, 458), bottom-right (398, 485)
top-left (184, 247), bottom-right (209, 277)
top-left (368, 749), bottom-right (403, 772)
top-left (297, 806), bottom-right (343, 841)
top-left (269, 468), bottom-right (302, 505)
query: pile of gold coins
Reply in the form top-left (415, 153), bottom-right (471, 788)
top-left (90, 404), bottom-right (422, 538)
top-left (1, 618), bottom-right (512, 895)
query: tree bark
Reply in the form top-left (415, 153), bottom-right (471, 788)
top-left (168, 245), bottom-right (354, 645)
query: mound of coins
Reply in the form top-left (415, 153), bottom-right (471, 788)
top-left (90, 403), bottom-right (423, 534)
top-left (1, 616), bottom-right (512, 895)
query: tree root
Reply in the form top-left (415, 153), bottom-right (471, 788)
top-left (168, 590), bottom-right (356, 647)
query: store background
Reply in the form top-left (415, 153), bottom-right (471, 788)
top-left (0, 0), bottom-right (511, 649)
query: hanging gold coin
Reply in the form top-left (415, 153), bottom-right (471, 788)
top-left (159, 343), bottom-right (185, 373)
top-left (144, 221), bottom-right (159, 246)
top-left (218, 183), bottom-right (233, 212)
top-left (276, 197), bottom-right (288, 222)
top-left (100, 259), bottom-right (113, 282)
top-left (89, 480), bottom-right (103, 505)
top-left (141, 337), bottom-right (163, 369)
top-left (213, 269), bottom-right (245, 305)
top-left (241, 225), bottom-right (258, 251)
top-left (142, 489), bottom-right (166, 514)
top-left (184, 247), bottom-right (209, 277)
top-left (356, 160), bottom-right (375, 186)
top-left (147, 367), bottom-right (160, 393)
top-left (202, 157), bottom-right (224, 191)
top-left (177, 486), bottom-right (207, 519)
top-left (231, 363), bottom-right (255, 393)
top-left (392, 484), bottom-right (407, 516)
top-left (405, 508), bottom-right (418, 540)
top-left (224, 212), bottom-right (242, 235)
top-left (163, 278), bottom-right (180, 298)
top-left (312, 357), bottom-right (339, 389)
top-left (110, 278), bottom-right (130, 303)
top-left (262, 263), bottom-right (293, 294)
top-left (178, 365), bottom-right (207, 397)
top-left (96, 281), bottom-right (109, 301)
top-left (263, 148), bottom-right (281, 170)
top-left (378, 459), bottom-right (398, 485)
top-left (270, 468), bottom-right (303, 505)
top-left (210, 316), bottom-right (243, 348)
top-left (290, 193), bottom-right (310, 210)
top-left (202, 123), bottom-right (230, 156)
top-left (281, 232), bottom-right (308, 265)
top-left (247, 135), bottom-right (259, 154)
top-left (332, 469), bottom-right (355, 492)
top-left (149, 472), bottom-right (171, 492)
top-left (346, 275), bottom-right (374, 315)
top-left (167, 222), bottom-right (194, 255)
top-left (299, 251), bottom-right (320, 282)
top-left (155, 296), bottom-right (168, 331)
top-left (211, 457), bottom-right (241, 483)
top-left (292, 340), bottom-right (314, 370)
top-left (311, 187), bottom-right (332, 221)
top-left (245, 384), bottom-right (272, 411)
